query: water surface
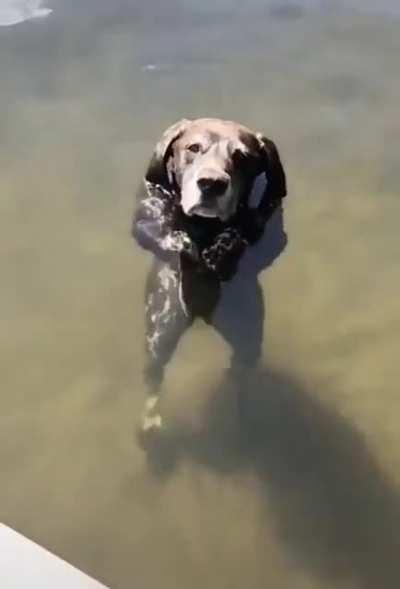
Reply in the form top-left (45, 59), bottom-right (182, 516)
top-left (1, 1), bottom-right (400, 588)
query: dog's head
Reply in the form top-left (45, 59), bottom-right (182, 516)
top-left (145, 118), bottom-right (286, 221)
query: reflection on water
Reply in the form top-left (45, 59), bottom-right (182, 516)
top-left (0, 1), bottom-right (399, 588)
top-left (0, 1), bottom-right (52, 26)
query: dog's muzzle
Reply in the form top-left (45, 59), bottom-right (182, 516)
top-left (184, 173), bottom-right (231, 218)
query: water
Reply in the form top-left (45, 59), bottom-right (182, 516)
top-left (1, 1), bottom-right (400, 587)
top-left (0, 1), bottom-right (52, 26)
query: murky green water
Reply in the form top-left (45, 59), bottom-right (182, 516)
top-left (1, 1), bottom-right (400, 587)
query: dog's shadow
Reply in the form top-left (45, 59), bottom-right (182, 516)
top-left (142, 202), bottom-right (400, 587)
top-left (187, 204), bottom-right (288, 368)
top-left (147, 370), bottom-right (400, 588)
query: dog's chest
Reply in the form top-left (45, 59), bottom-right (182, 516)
top-left (176, 212), bottom-right (227, 252)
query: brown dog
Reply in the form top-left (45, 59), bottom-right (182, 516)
top-left (132, 118), bottom-right (287, 446)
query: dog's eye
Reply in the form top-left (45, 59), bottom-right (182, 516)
top-left (187, 143), bottom-right (201, 153)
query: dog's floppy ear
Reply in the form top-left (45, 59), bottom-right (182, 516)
top-left (145, 118), bottom-right (191, 188)
top-left (256, 133), bottom-right (287, 203)
top-left (238, 133), bottom-right (286, 244)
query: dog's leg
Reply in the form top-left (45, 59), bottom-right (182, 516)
top-left (138, 261), bottom-right (192, 446)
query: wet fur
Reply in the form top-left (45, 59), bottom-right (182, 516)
top-left (131, 118), bottom-right (287, 443)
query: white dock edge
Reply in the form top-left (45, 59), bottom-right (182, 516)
top-left (0, 524), bottom-right (108, 589)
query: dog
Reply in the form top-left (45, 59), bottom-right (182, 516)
top-left (132, 118), bottom-right (287, 447)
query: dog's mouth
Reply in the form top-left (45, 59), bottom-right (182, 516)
top-left (191, 204), bottom-right (219, 218)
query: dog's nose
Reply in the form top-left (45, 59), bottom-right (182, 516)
top-left (197, 177), bottom-right (228, 197)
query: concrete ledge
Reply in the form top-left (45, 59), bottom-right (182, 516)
top-left (0, 524), bottom-right (108, 589)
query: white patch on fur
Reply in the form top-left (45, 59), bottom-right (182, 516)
top-left (161, 234), bottom-right (179, 250)
top-left (158, 266), bottom-right (178, 290)
top-left (142, 395), bottom-right (162, 431)
top-left (180, 172), bottom-right (204, 215)
top-left (160, 297), bottom-right (171, 318)
top-left (143, 196), bottom-right (164, 216)
top-left (142, 413), bottom-right (162, 431)
top-left (178, 280), bottom-right (189, 317)
top-left (145, 395), bottom-right (159, 412)
top-left (147, 329), bottom-right (161, 357)
top-left (230, 138), bottom-right (250, 156)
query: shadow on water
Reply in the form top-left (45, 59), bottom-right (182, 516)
top-left (147, 367), bottom-right (400, 589)
top-left (138, 190), bottom-right (400, 587)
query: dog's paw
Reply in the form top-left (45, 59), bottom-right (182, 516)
top-left (161, 231), bottom-right (199, 260)
top-left (136, 423), bottom-right (163, 452)
top-left (136, 396), bottom-right (164, 451)
top-left (201, 228), bottom-right (247, 280)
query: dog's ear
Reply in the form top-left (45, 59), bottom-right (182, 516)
top-left (256, 133), bottom-right (287, 202)
top-left (145, 119), bottom-right (191, 188)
